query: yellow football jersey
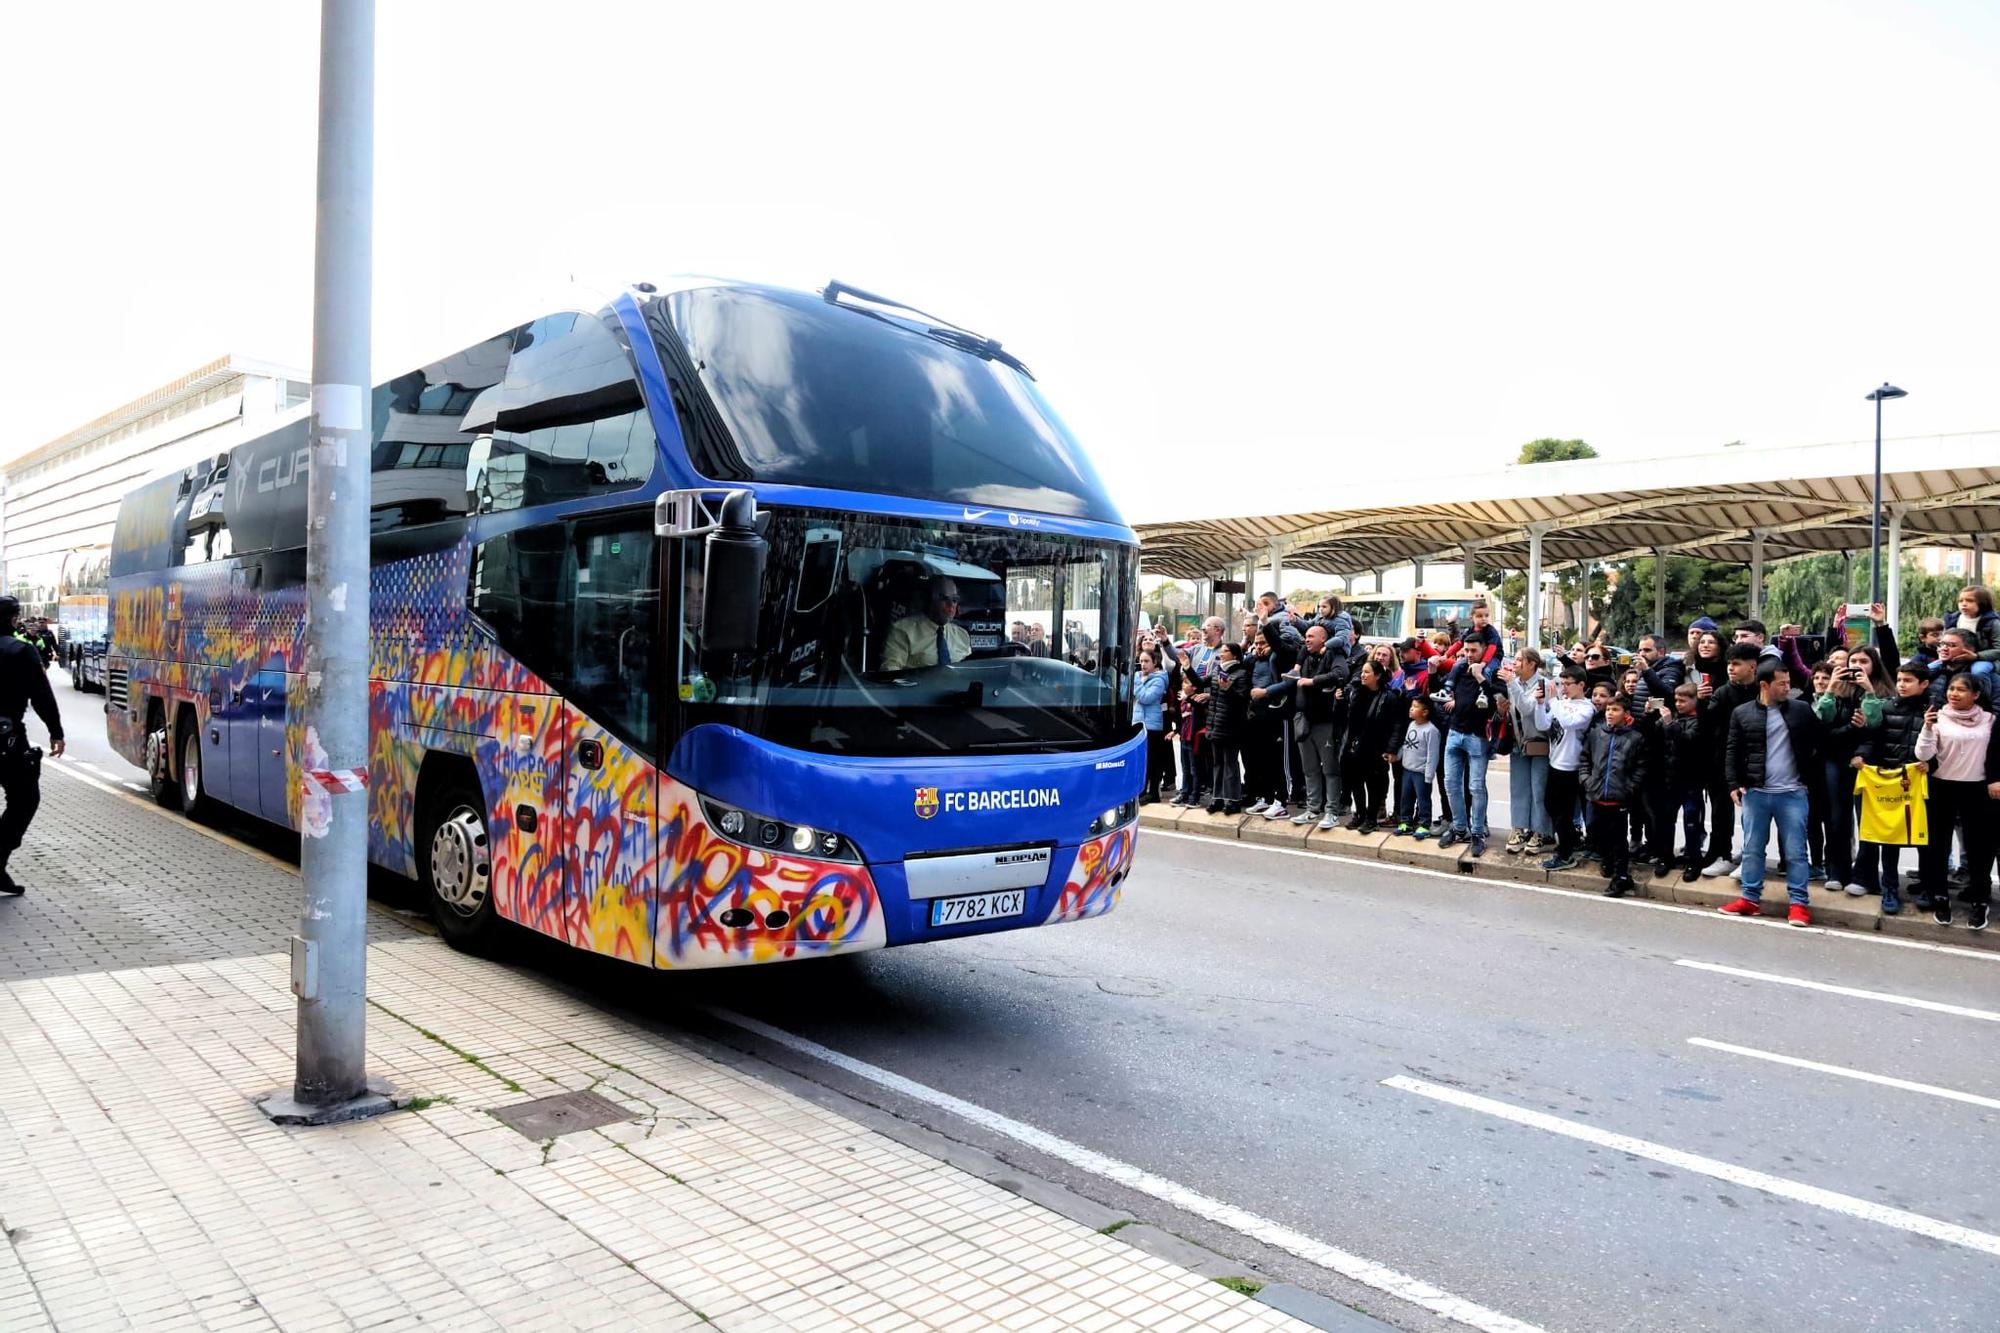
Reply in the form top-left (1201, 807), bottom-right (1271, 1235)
top-left (1856, 765), bottom-right (1929, 846)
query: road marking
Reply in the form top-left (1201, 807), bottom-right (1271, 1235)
top-left (1145, 828), bottom-right (2000, 964)
top-left (1686, 1037), bottom-right (2000, 1111)
top-left (710, 1008), bottom-right (1546, 1333)
top-left (1382, 1075), bottom-right (2000, 1259)
top-left (1673, 958), bottom-right (2000, 1022)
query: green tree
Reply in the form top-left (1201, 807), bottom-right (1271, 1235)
top-left (1516, 438), bottom-right (1600, 465)
top-left (1599, 556), bottom-right (1751, 646)
top-left (1760, 552), bottom-right (1963, 646)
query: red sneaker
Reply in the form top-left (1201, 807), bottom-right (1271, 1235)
top-left (1718, 898), bottom-right (1761, 917)
top-left (1788, 905), bottom-right (1811, 928)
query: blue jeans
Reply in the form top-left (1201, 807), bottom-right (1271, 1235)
top-left (1509, 751), bottom-right (1551, 836)
top-left (1397, 767), bottom-right (1432, 827)
top-left (1740, 787), bottom-right (1810, 905)
top-left (1175, 737), bottom-right (1200, 803)
top-left (1443, 730), bottom-right (1490, 836)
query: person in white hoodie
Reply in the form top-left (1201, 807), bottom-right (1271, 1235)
top-left (1536, 663), bottom-right (1598, 871)
top-left (1913, 673), bottom-right (1996, 931)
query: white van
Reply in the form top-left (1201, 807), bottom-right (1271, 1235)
top-left (1341, 587), bottom-right (1493, 646)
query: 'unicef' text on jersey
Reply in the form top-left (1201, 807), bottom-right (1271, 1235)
top-left (941, 788), bottom-right (1062, 814)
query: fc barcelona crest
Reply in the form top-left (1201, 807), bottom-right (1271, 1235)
top-left (914, 786), bottom-right (940, 820)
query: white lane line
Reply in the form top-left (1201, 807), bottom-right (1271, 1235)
top-left (1673, 958), bottom-right (2000, 1022)
top-left (1382, 1075), bottom-right (2000, 1259)
top-left (710, 1008), bottom-right (1546, 1333)
top-left (1686, 1038), bottom-right (2000, 1112)
top-left (1146, 828), bottom-right (2000, 964)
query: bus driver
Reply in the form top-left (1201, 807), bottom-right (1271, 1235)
top-left (882, 575), bottom-right (973, 671)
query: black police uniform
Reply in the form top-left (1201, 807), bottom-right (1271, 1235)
top-left (0, 631), bottom-right (61, 894)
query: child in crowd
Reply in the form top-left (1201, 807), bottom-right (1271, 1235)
top-left (1537, 664), bottom-right (1597, 871)
top-left (1850, 659), bottom-right (1934, 911)
top-left (1395, 697), bottom-right (1443, 839)
top-left (1171, 673), bottom-right (1203, 807)
top-left (1580, 694), bottom-right (1647, 897)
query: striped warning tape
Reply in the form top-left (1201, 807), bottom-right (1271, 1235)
top-left (303, 767), bottom-right (369, 795)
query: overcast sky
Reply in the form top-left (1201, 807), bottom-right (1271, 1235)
top-left (4, 1), bottom-right (1995, 524)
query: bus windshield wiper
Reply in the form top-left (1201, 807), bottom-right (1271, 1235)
top-left (823, 279), bottom-right (1034, 378)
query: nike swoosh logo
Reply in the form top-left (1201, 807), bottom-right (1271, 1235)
top-left (962, 508), bottom-right (993, 521)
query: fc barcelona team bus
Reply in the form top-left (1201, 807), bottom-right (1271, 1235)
top-left (105, 278), bottom-right (1142, 967)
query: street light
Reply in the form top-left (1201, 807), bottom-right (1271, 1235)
top-left (1865, 382), bottom-right (1907, 619)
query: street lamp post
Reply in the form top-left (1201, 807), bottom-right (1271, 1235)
top-left (1865, 383), bottom-right (1907, 617)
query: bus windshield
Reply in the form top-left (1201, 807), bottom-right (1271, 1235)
top-left (678, 508), bottom-right (1138, 757)
top-left (652, 284), bottom-right (1123, 524)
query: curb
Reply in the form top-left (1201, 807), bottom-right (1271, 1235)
top-left (1141, 807), bottom-right (1997, 951)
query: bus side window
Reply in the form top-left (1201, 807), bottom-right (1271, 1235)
top-left (567, 520), bottom-right (657, 750)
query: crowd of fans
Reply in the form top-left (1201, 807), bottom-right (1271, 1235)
top-left (1132, 585), bottom-right (2000, 930)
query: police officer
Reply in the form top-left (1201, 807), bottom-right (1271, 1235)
top-left (0, 596), bottom-right (63, 896)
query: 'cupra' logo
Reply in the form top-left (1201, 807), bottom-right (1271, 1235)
top-left (914, 787), bottom-right (940, 820)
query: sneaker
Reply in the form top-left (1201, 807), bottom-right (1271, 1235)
top-left (1393, 821), bottom-right (1411, 836)
top-left (1357, 819), bottom-right (1379, 835)
top-left (1413, 824), bottom-right (1431, 841)
top-left (1504, 830), bottom-right (1529, 854)
top-left (1718, 898), bottom-right (1761, 917)
top-left (1291, 809), bottom-right (1317, 826)
top-left (1437, 828), bottom-right (1464, 849)
top-left (1263, 803), bottom-right (1289, 821)
top-left (1842, 881), bottom-right (1865, 898)
top-left (1605, 877), bottom-right (1635, 899)
top-left (1205, 801), bottom-right (1224, 814)
top-left (1788, 905), bottom-right (1811, 928)
top-left (1318, 815), bottom-right (1338, 832)
top-left (1680, 862), bottom-right (1701, 883)
top-left (1970, 903), bottom-right (1990, 932)
top-left (1651, 858), bottom-right (1674, 879)
top-left (1138, 793), bottom-right (1157, 806)
top-left (1525, 834), bottom-right (1550, 855)
top-left (1808, 864), bottom-right (1826, 882)
top-left (1882, 892), bottom-right (1901, 916)
top-left (1701, 856), bottom-right (1738, 879)
top-left (1542, 853), bottom-right (1580, 872)
top-left (1932, 899), bottom-right (1952, 927)
top-left (1247, 798), bottom-right (1269, 814)
top-left (1469, 836), bottom-right (1487, 857)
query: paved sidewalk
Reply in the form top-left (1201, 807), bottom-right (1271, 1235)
top-left (1, 768), bottom-right (1314, 1332)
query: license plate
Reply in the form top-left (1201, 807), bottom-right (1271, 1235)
top-left (929, 889), bottom-right (1026, 927)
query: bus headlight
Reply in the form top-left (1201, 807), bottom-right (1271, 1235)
top-left (700, 798), bottom-right (861, 863)
top-left (1087, 801), bottom-right (1137, 838)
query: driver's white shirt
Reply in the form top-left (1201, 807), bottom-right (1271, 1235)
top-left (882, 615), bottom-right (973, 670)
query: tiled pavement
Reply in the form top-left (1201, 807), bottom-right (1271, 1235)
top-left (0, 770), bottom-right (1315, 1332)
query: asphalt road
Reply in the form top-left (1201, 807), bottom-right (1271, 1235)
top-left (47, 672), bottom-right (2000, 1332)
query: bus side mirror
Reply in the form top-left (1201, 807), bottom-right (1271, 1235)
top-left (702, 489), bottom-right (766, 655)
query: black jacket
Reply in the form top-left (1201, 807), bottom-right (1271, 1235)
top-left (1341, 685), bottom-right (1399, 761)
top-left (1204, 659), bottom-right (1248, 740)
top-left (0, 636), bottom-right (60, 741)
top-left (1724, 698), bottom-right (1822, 792)
top-left (1700, 677), bottom-right (1758, 765)
top-left (1442, 661), bottom-right (1499, 737)
top-left (1580, 722), bottom-right (1648, 804)
top-left (1283, 646), bottom-right (1350, 726)
top-left (1637, 708), bottom-right (1705, 791)
top-left (1854, 694), bottom-right (1929, 769)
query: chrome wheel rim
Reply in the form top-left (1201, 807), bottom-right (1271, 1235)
top-left (181, 731), bottom-right (201, 801)
top-left (430, 805), bottom-right (491, 916)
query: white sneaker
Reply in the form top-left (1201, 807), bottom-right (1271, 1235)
top-left (1701, 856), bottom-right (1738, 879)
top-left (1317, 815), bottom-right (1338, 831)
top-left (1290, 810), bottom-right (1317, 826)
top-left (1264, 804), bottom-right (1289, 820)
top-left (1247, 798), bottom-right (1269, 814)
top-left (1824, 880), bottom-right (1844, 894)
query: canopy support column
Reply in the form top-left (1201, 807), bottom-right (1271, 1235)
top-left (1267, 542), bottom-right (1285, 603)
top-left (1749, 530), bottom-right (1767, 622)
top-left (1463, 547), bottom-right (1479, 589)
top-left (1412, 558), bottom-right (1425, 588)
top-left (1886, 507), bottom-right (1905, 637)
top-left (1652, 547), bottom-right (1668, 638)
top-left (1525, 523), bottom-right (1548, 651)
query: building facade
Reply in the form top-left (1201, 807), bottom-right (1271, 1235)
top-left (1, 356), bottom-right (308, 622)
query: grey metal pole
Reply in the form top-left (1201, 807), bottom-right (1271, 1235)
top-left (295, 0), bottom-right (375, 1109)
top-left (1653, 547), bottom-right (1668, 637)
top-left (1869, 394), bottom-right (1882, 614)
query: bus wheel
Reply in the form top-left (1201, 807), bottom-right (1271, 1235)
top-left (145, 715), bottom-right (181, 809)
top-left (420, 785), bottom-right (498, 951)
top-left (177, 720), bottom-right (216, 822)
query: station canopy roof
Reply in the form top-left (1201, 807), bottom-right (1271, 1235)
top-left (1134, 433), bottom-right (2000, 580)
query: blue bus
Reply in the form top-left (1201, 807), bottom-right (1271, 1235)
top-left (106, 278), bottom-right (1142, 966)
